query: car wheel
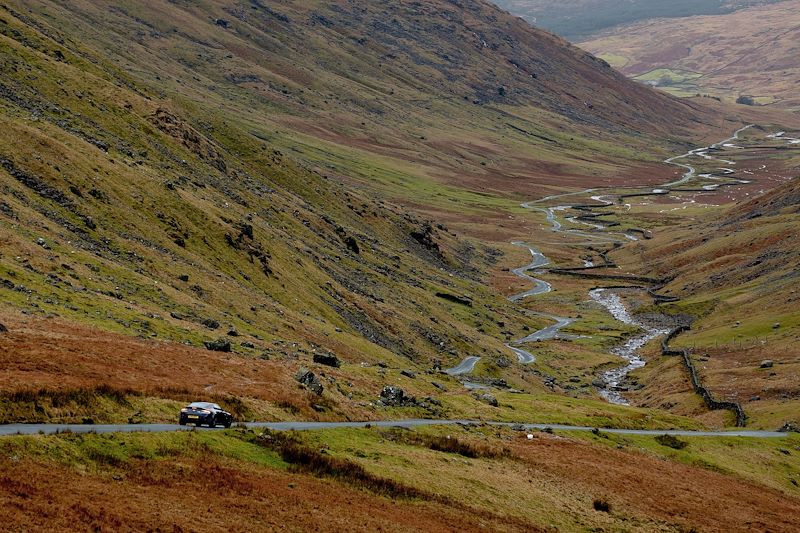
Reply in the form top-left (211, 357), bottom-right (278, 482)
top-left (179, 420), bottom-right (186, 426)
top-left (224, 418), bottom-right (232, 429)
top-left (208, 416), bottom-right (216, 428)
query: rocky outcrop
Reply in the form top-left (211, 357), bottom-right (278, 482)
top-left (296, 369), bottom-right (324, 395)
top-left (477, 393), bottom-right (498, 407)
top-left (435, 292), bottom-right (473, 307)
top-left (410, 223), bottom-right (440, 254)
top-left (204, 338), bottom-right (232, 352)
top-left (379, 386), bottom-right (411, 406)
top-left (313, 352), bottom-right (341, 368)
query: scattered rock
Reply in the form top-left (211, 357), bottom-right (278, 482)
top-left (169, 312), bottom-right (184, 320)
top-left (495, 356), bottom-right (511, 368)
top-left (410, 222), bottom-right (440, 254)
top-left (313, 352), bottom-right (341, 368)
top-left (380, 386), bottom-right (411, 407)
top-left (655, 434), bottom-right (688, 450)
top-left (0, 323), bottom-right (7, 333)
top-left (227, 328), bottom-right (239, 337)
top-left (779, 422), bottom-right (799, 433)
top-left (178, 274), bottom-right (189, 282)
top-left (296, 369), bottom-right (324, 395)
top-left (204, 338), bottom-right (231, 352)
top-left (477, 393), bottom-right (498, 407)
top-left (241, 341), bottom-right (255, 349)
top-left (773, 323), bottom-right (781, 329)
top-left (201, 318), bottom-right (220, 330)
top-left (36, 237), bottom-right (50, 249)
top-left (344, 235), bottom-right (360, 254)
top-left (488, 378), bottom-right (509, 389)
top-left (435, 292), bottom-right (472, 307)
top-left (215, 18), bottom-right (229, 28)
top-left (431, 381), bottom-right (447, 392)
top-left (593, 499), bottom-right (611, 513)
top-left (400, 369), bottom-right (416, 379)
top-left (760, 360), bottom-right (774, 369)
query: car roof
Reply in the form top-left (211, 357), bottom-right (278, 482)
top-left (188, 402), bottom-right (215, 408)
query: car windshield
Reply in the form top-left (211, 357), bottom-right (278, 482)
top-left (188, 402), bottom-right (213, 409)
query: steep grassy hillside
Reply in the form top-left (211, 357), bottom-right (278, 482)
top-left (10, 0), bottom-right (733, 208)
top-left (581, 0), bottom-right (800, 110)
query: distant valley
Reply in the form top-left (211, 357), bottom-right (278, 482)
top-left (491, 0), bottom-right (785, 40)
top-left (579, 0), bottom-right (800, 111)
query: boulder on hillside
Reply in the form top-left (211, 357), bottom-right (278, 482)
top-left (760, 360), bottom-right (774, 369)
top-left (204, 338), bottom-right (231, 352)
top-left (344, 236), bottom-right (360, 254)
top-left (477, 393), bottom-right (498, 407)
top-left (201, 318), bottom-right (220, 330)
top-left (0, 323), bottom-right (7, 333)
top-left (296, 368), bottom-right (324, 395)
top-left (313, 352), bottom-right (341, 368)
top-left (435, 292), bottom-right (472, 307)
top-left (379, 386), bottom-right (411, 407)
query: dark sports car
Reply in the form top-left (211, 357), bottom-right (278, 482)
top-left (179, 402), bottom-right (233, 428)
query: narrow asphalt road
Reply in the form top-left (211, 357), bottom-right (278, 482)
top-left (0, 420), bottom-right (789, 438)
top-left (444, 356), bottom-right (482, 376)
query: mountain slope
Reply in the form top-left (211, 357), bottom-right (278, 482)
top-left (0, 0), bottom-right (732, 422)
top-left (7, 0), bottom-right (733, 208)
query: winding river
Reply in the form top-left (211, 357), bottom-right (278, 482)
top-left (590, 289), bottom-right (669, 405)
top-left (447, 126), bottom-right (797, 402)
